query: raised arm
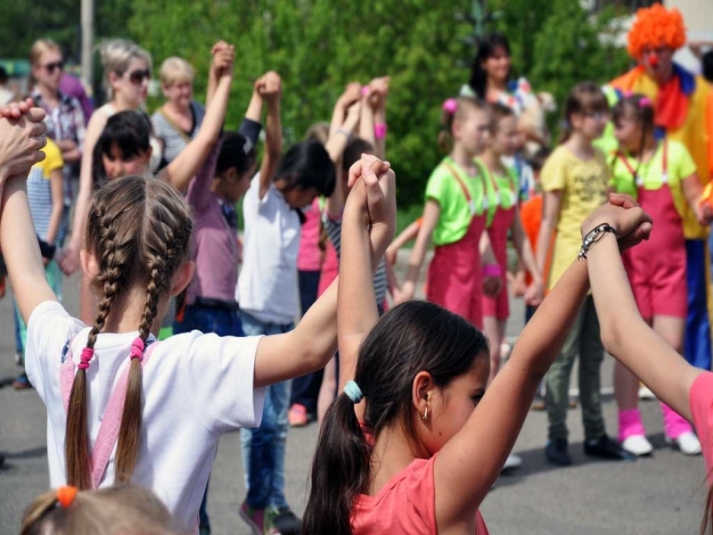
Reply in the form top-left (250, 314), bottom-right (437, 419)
top-left (369, 77), bottom-right (389, 160)
top-left (61, 109), bottom-right (107, 274)
top-left (253, 156), bottom-right (396, 389)
top-left (257, 72), bottom-right (282, 200)
top-left (324, 101), bottom-right (362, 218)
top-left (587, 198), bottom-right (699, 420)
top-left (1, 176), bottom-right (58, 322)
top-left (330, 82), bottom-right (361, 137)
top-left (0, 102), bottom-right (47, 193)
top-left (165, 43), bottom-right (234, 193)
top-left (397, 200), bottom-right (439, 304)
top-left (433, 198), bottom-right (652, 532)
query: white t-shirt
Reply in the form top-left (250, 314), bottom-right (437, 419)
top-left (237, 175), bottom-right (300, 324)
top-left (25, 301), bottom-right (266, 531)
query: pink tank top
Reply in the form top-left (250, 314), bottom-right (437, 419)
top-left (297, 198), bottom-right (322, 272)
top-left (351, 455), bottom-right (489, 534)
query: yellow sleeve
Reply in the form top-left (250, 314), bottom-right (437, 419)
top-left (540, 147), bottom-right (568, 192)
top-left (669, 140), bottom-right (697, 181)
top-left (40, 140), bottom-right (64, 178)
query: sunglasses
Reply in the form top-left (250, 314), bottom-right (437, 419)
top-left (128, 69), bottom-right (151, 85)
top-left (43, 61), bottom-right (64, 74)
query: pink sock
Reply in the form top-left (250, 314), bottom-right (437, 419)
top-left (661, 403), bottom-right (692, 439)
top-left (618, 409), bottom-right (646, 442)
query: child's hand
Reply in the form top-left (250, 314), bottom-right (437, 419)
top-left (340, 82), bottom-right (363, 109)
top-left (582, 194), bottom-right (652, 252)
top-left (524, 280), bottom-right (544, 307)
top-left (511, 270), bottom-right (527, 298)
top-left (385, 244), bottom-right (398, 265)
top-left (342, 100), bottom-right (362, 132)
top-left (366, 77), bottom-right (390, 110)
top-left (210, 41), bottom-right (235, 79)
top-left (258, 71), bottom-right (282, 105)
top-left (0, 106), bottom-right (48, 183)
top-left (483, 274), bottom-right (502, 298)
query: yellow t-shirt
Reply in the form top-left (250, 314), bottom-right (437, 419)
top-left (541, 145), bottom-right (609, 289)
top-left (35, 139), bottom-right (64, 177)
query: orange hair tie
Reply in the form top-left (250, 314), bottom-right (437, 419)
top-left (57, 486), bottom-right (78, 508)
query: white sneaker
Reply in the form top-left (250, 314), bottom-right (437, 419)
top-left (621, 435), bottom-right (653, 456)
top-left (502, 453), bottom-right (522, 472)
top-left (638, 385), bottom-right (656, 400)
top-left (666, 432), bottom-right (702, 456)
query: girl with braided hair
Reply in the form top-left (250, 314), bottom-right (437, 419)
top-left (0, 149), bottom-right (393, 530)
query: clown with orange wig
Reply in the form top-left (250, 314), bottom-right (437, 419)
top-left (601, 4), bottom-right (713, 456)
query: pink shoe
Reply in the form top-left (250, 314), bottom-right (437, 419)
top-left (288, 404), bottom-right (308, 427)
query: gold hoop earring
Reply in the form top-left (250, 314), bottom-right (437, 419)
top-left (421, 406), bottom-right (429, 421)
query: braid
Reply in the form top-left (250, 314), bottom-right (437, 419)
top-left (66, 204), bottom-right (130, 490)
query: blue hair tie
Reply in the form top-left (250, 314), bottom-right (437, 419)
top-left (344, 380), bottom-right (364, 404)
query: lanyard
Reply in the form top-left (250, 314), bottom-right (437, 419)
top-left (443, 160), bottom-right (486, 217)
top-left (616, 140), bottom-right (668, 187)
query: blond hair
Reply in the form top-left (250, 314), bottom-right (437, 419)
top-left (65, 177), bottom-right (193, 489)
top-left (305, 122), bottom-right (330, 144)
top-left (28, 39), bottom-right (62, 88)
top-left (99, 39), bottom-right (152, 100)
top-left (159, 57), bottom-right (195, 87)
top-left (20, 485), bottom-right (177, 535)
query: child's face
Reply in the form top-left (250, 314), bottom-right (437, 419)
top-left (491, 115), bottom-right (519, 157)
top-left (219, 164), bottom-right (255, 202)
top-left (572, 109), bottom-right (609, 141)
top-left (456, 108), bottom-right (492, 158)
top-left (102, 144), bottom-right (151, 180)
top-left (613, 112), bottom-right (643, 150)
top-left (284, 186), bottom-right (319, 210)
top-left (418, 353), bottom-right (490, 455)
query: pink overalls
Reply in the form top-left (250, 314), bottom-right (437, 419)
top-left (426, 163), bottom-right (487, 329)
top-left (482, 170), bottom-right (517, 321)
top-left (617, 141), bottom-right (693, 441)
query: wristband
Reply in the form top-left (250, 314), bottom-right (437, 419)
top-left (336, 128), bottom-right (352, 142)
top-left (578, 223), bottom-right (618, 261)
top-left (374, 123), bottom-right (387, 140)
top-left (482, 264), bottom-right (502, 278)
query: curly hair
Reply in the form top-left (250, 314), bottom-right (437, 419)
top-left (627, 4), bottom-right (686, 59)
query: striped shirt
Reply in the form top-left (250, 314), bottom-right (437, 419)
top-left (323, 213), bottom-right (388, 305)
top-left (151, 101), bottom-right (206, 165)
top-left (27, 140), bottom-right (64, 243)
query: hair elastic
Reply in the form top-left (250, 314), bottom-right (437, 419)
top-left (344, 380), bottom-right (364, 404)
top-left (442, 98), bottom-right (458, 114)
top-left (639, 97), bottom-right (653, 108)
top-left (129, 337), bottom-right (145, 360)
top-left (57, 486), bottom-right (78, 508)
top-left (77, 347), bottom-right (95, 370)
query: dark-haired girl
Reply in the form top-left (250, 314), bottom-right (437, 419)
top-left (609, 93), bottom-right (712, 457)
top-left (302, 150), bottom-right (652, 534)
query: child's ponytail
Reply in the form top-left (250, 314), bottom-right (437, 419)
top-left (439, 96), bottom-right (487, 152)
top-left (302, 393), bottom-right (371, 535)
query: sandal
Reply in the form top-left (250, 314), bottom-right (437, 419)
top-left (288, 404), bottom-right (308, 427)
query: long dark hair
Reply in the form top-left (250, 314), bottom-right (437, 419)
top-left (275, 140), bottom-right (336, 197)
top-left (93, 110), bottom-right (152, 187)
top-left (468, 32), bottom-right (512, 100)
top-left (301, 301), bottom-right (489, 535)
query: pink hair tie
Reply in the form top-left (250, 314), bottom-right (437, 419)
top-left (639, 97), bottom-right (653, 108)
top-left (623, 90), bottom-right (633, 98)
top-left (442, 98), bottom-right (458, 114)
top-left (78, 348), bottom-right (95, 370)
top-left (129, 337), bottom-right (145, 360)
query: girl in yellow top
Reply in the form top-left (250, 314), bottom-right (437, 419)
top-left (609, 93), bottom-right (712, 457)
top-left (536, 82), bottom-right (634, 466)
top-left (396, 97), bottom-right (498, 329)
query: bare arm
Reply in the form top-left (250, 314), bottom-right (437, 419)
top-left (61, 110), bottom-right (107, 274)
top-left (536, 190), bottom-right (561, 273)
top-left (398, 200), bottom-right (439, 303)
top-left (359, 95), bottom-right (375, 148)
top-left (588, 233), bottom-right (699, 420)
top-left (385, 218), bottom-right (421, 265)
top-left (258, 72), bottom-right (282, 200)
top-left (254, 157), bottom-right (395, 389)
top-left (244, 89), bottom-right (264, 124)
top-left (324, 102), bottom-right (361, 218)
top-left (681, 173), bottom-right (713, 225)
top-left (45, 168), bottom-right (64, 246)
top-left (165, 55), bottom-right (233, 193)
top-left (1, 176), bottom-right (58, 322)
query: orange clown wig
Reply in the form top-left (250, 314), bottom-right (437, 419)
top-left (627, 4), bottom-right (687, 59)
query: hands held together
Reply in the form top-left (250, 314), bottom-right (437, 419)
top-left (0, 99), bottom-right (48, 185)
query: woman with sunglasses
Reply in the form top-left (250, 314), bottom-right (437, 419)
top-left (60, 39), bottom-right (155, 322)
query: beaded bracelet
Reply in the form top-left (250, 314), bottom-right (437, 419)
top-left (578, 223), bottom-right (619, 261)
